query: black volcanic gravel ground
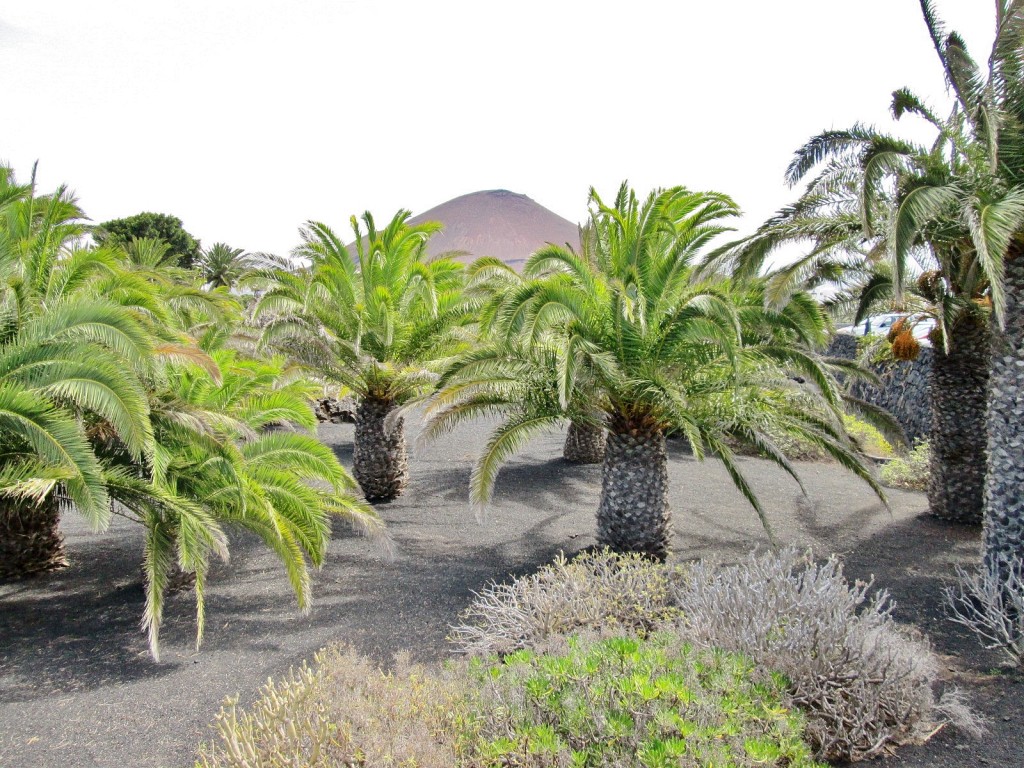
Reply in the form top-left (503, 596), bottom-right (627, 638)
top-left (1, 416), bottom-right (1019, 767)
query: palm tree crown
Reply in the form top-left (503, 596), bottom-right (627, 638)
top-left (256, 210), bottom-right (472, 500)
top-left (427, 183), bottom-right (883, 559)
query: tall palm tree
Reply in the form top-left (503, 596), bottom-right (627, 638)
top-left (706, 3), bottom-right (1024, 526)
top-left (977, 1), bottom-right (1024, 574)
top-left (257, 211), bottom-right (471, 501)
top-left (426, 184), bottom-right (883, 561)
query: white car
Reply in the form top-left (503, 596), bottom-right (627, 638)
top-left (836, 313), bottom-right (936, 343)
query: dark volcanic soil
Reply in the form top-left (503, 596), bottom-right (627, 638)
top-left (0, 417), bottom-right (1020, 767)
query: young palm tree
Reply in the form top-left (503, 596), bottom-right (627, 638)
top-left (194, 242), bottom-right (290, 291)
top-left (257, 211), bottom-right (471, 501)
top-left (104, 347), bottom-right (386, 659)
top-left (426, 184), bottom-right (883, 561)
top-left (466, 253), bottom-right (606, 464)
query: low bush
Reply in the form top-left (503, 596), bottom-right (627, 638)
top-left (671, 549), bottom-right (967, 761)
top-left (468, 633), bottom-right (824, 767)
top-left (449, 549), bottom-right (680, 656)
top-left (195, 647), bottom-right (471, 768)
top-left (880, 440), bottom-right (930, 491)
top-left (196, 636), bottom-right (822, 768)
top-left (843, 414), bottom-right (893, 457)
top-left (198, 551), bottom-right (979, 766)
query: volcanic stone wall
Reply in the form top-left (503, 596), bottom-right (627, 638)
top-left (827, 334), bottom-right (932, 445)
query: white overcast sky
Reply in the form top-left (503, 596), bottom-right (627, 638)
top-left (1, 1), bottom-right (994, 258)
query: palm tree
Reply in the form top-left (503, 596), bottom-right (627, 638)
top-left (195, 242), bottom-right (290, 291)
top-left (706, 3), bottom-right (1024, 526)
top-left (0, 166), bottom-right (155, 577)
top-left (977, 1), bottom-right (1024, 573)
top-left (426, 184), bottom-right (883, 561)
top-left (0, 313), bottom-right (152, 577)
top-left (106, 347), bottom-right (386, 659)
top-left (257, 211), bottom-right (471, 501)
top-left (466, 253), bottom-right (606, 464)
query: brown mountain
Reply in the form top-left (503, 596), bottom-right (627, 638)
top-left (409, 189), bottom-right (580, 270)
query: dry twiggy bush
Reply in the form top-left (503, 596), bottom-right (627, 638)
top-left (945, 558), bottom-right (1024, 666)
top-left (670, 549), bottom-right (979, 761)
top-left (449, 549), bottom-right (680, 656)
top-left (195, 647), bottom-right (471, 768)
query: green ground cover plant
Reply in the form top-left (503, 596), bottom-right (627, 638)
top-left (468, 634), bottom-right (823, 768)
top-left (881, 441), bottom-right (931, 491)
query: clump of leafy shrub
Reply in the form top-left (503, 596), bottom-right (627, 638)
top-left (197, 551), bottom-right (979, 767)
top-left (945, 557), bottom-right (1024, 666)
top-left (881, 441), bottom-right (930, 491)
top-left (843, 413), bottom-right (893, 457)
top-left (468, 633), bottom-right (824, 767)
top-left (449, 549), bottom-right (680, 656)
top-left (195, 647), bottom-right (472, 768)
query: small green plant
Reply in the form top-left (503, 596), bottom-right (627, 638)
top-left (843, 414), bottom-right (893, 457)
top-left (468, 633), bottom-right (824, 768)
top-left (881, 441), bottom-right (931, 491)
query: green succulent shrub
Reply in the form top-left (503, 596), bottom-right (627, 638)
top-left (881, 441), bottom-right (931, 491)
top-left (467, 634), bottom-right (823, 768)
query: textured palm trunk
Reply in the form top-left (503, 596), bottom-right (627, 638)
top-left (563, 420), bottom-right (607, 464)
top-left (596, 419), bottom-right (672, 561)
top-left (928, 316), bottom-right (990, 524)
top-left (983, 252), bottom-right (1024, 575)
top-left (0, 495), bottom-right (67, 579)
top-left (353, 396), bottom-right (408, 502)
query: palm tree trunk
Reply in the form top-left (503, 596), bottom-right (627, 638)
top-left (0, 495), bottom-right (68, 579)
top-left (596, 419), bottom-right (672, 561)
top-left (983, 252), bottom-right (1024, 574)
top-left (563, 420), bottom-right (606, 464)
top-left (928, 316), bottom-right (990, 524)
top-left (353, 396), bottom-right (408, 502)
